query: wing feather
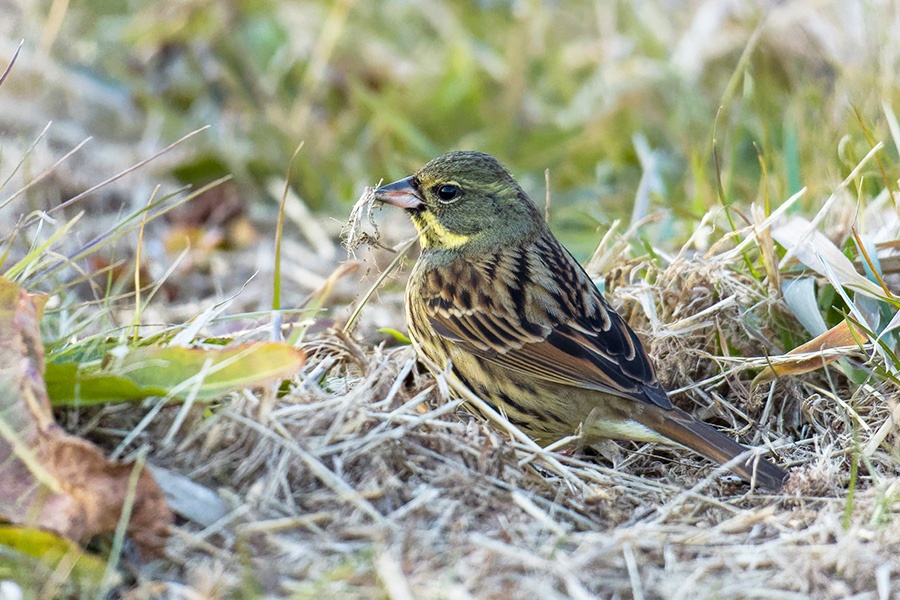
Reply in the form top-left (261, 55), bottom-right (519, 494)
top-left (419, 233), bottom-right (672, 409)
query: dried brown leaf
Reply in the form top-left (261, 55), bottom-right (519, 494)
top-left (0, 277), bottom-right (172, 558)
top-left (751, 320), bottom-right (867, 386)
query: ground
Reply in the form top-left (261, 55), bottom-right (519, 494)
top-left (1, 1), bottom-right (900, 598)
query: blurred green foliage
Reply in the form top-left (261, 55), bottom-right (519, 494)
top-left (27, 0), bottom-right (900, 256)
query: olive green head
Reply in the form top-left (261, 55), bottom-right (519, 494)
top-left (374, 151), bottom-right (544, 252)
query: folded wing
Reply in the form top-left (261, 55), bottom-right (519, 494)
top-left (421, 233), bottom-right (672, 410)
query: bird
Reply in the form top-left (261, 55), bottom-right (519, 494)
top-left (373, 151), bottom-right (787, 490)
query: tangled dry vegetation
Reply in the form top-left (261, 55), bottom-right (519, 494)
top-left (86, 197), bottom-right (896, 600)
top-left (3, 1), bottom-right (900, 597)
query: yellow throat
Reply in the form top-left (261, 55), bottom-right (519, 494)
top-left (413, 210), bottom-right (471, 249)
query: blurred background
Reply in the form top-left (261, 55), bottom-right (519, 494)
top-left (1, 0), bottom-right (898, 329)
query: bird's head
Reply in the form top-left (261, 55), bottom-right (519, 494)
top-left (374, 151), bottom-right (544, 252)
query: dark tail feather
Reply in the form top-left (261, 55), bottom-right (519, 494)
top-left (641, 408), bottom-right (788, 490)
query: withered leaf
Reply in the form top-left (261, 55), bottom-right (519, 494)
top-left (752, 320), bottom-right (867, 386)
top-left (0, 277), bottom-right (172, 558)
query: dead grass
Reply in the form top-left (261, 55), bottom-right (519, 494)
top-left (3, 2), bottom-right (900, 597)
top-left (4, 134), bottom-right (895, 599)
top-left (7, 147), bottom-right (884, 597)
top-left (70, 202), bottom-right (898, 599)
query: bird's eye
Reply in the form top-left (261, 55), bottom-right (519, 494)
top-left (436, 184), bottom-right (460, 202)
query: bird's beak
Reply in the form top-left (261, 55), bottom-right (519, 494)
top-left (373, 176), bottom-right (424, 210)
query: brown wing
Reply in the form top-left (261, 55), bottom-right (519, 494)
top-left (419, 231), bottom-right (673, 410)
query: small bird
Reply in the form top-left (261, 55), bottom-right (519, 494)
top-left (374, 151), bottom-right (787, 490)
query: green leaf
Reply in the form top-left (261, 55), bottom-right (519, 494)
top-left (47, 343), bottom-right (306, 405)
top-left (0, 525), bottom-right (116, 594)
top-left (46, 362), bottom-right (168, 405)
top-left (378, 328), bottom-right (411, 345)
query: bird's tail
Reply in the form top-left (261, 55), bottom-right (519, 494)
top-left (639, 407), bottom-right (788, 490)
